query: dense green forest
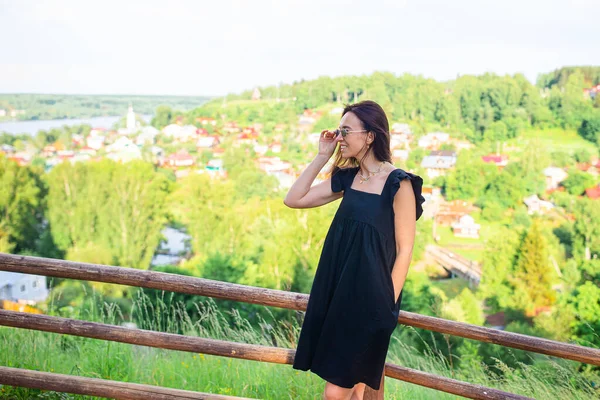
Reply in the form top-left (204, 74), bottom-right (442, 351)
top-left (1, 67), bottom-right (599, 394)
top-left (159, 66), bottom-right (600, 150)
top-left (0, 93), bottom-right (212, 121)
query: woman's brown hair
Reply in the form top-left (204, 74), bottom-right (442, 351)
top-left (329, 100), bottom-right (393, 176)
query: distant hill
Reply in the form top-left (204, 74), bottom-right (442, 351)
top-left (537, 66), bottom-right (600, 89)
top-left (0, 94), bottom-right (212, 121)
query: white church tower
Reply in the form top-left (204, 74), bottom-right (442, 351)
top-left (126, 103), bottom-right (136, 132)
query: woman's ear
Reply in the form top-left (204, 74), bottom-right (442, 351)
top-left (368, 131), bottom-right (376, 144)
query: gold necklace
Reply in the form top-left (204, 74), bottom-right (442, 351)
top-left (358, 161), bottom-right (385, 184)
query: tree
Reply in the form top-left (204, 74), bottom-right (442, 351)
top-left (46, 160), bottom-right (172, 271)
top-left (578, 112), bottom-right (600, 145)
top-left (510, 220), bottom-right (556, 316)
top-left (569, 281), bottom-right (600, 348)
top-left (479, 226), bottom-right (521, 312)
top-left (572, 198), bottom-right (600, 261)
top-left (561, 170), bottom-right (596, 195)
top-left (444, 153), bottom-right (497, 200)
top-left (0, 155), bottom-right (46, 253)
top-left (561, 71), bottom-right (592, 128)
top-left (151, 105), bottom-right (174, 129)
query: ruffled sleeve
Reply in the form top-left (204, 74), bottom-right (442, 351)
top-left (331, 167), bottom-right (353, 193)
top-left (390, 169), bottom-right (425, 221)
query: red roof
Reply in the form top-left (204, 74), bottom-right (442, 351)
top-left (166, 150), bottom-right (194, 161)
top-left (482, 154), bottom-right (508, 164)
top-left (585, 185), bottom-right (600, 199)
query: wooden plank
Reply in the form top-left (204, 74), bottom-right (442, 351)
top-left (0, 310), bottom-right (295, 365)
top-left (1, 253), bottom-right (598, 366)
top-left (0, 310), bottom-right (534, 400)
top-left (0, 366), bottom-right (255, 399)
top-left (384, 363), bottom-right (533, 400)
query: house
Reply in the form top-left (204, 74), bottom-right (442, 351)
top-left (87, 135), bottom-right (106, 150)
top-left (163, 150), bottom-right (195, 168)
top-left (195, 117), bottom-right (217, 126)
top-left (543, 167), bottom-right (568, 190)
top-left (223, 121), bottom-right (241, 134)
top-left (482, 154), bottom-right (509, 168)
top-left (523, 194), bottom-right (555, 215)
top-left (390, 133), bottom-right (410, 150)
top-left (0, 271), bottom-right (49, 305)
top-left (391, 123), bottom-right (412, 135)
top-left (436, 199), bottom-right (477, 225)
top-left (298, 109), bottom-right (322, 125)
top-left (234, 132), bottom-right (257, 147)
top-left (206, 158), bottom-right (223, 171)
top-left (392, 149), bottom-right (409, 160)
top-left (421, 186), bottom-right (442, 201)
top-left (0, 144), bottom-right (15, 154)
top-left (585, 184), bottom-right (600, 200)
top-left (0, 109), bottom-right (6, 117)
top-left (583, 83), bottom-right (600, 100)
top-left (257, 156), bottom-right (292, 173)
top-left (253, 144), bottom-right (269, 156)
top-left (257, 156), bottom-right (295, 188)
top-left (421, 150), bottom-right (457, 178)
top-left (8, 155), bottom-right (29, 166)
top-left (212, 148), bottom-right (226, 158)
top-left (41, 145), bottom-right (57, 158)
top-left (162, 123), bottom-right (182, 137)
top-left (135, 126), bottom-right (159, 146)
top-left (10, 151), bottom-right (33, 166)
top-left (197, 135), bottom-right (221, 149)
top-left (106, 136), bottom-right (136, 153)
top-left (71, 134), bottom-right (85, 146)
top-left (330, 107), bottom-right (344, 115)
top-left (105, 137), bottom-right (142, 163)
top-left (452, 214), bottom-right (481, 239)
top-left (418, 132), bottom-right (450, 149)
top-left (89, 127), bottom-right (106, 137)
top-left (162, 124), bottom-right (198, 142)
top-left (78, 147), bottom-right (97, 156)
top-left (252, 87), bottom-right (261, 101)
top-left (269, 142), bottom-right (282, 153)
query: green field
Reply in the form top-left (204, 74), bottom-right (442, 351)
top-left (506, 128), bottom-right (598, 156)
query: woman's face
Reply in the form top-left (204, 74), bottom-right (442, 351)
top-left (335, 112), bottom-right (370, 159)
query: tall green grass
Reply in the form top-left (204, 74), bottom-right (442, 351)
top-left (0, 283), bottom-right (597, 399)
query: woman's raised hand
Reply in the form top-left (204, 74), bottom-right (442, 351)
top-left (318, 129), bottom-right (339, 157)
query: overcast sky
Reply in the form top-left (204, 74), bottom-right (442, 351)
top-left (1, 0), bottom-right (598, 96)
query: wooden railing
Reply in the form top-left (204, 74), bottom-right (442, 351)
top-left (0, 253), bottom-right (598, 399)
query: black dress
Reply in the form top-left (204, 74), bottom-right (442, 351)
top-left (292, 166), bottom-right (425, 391)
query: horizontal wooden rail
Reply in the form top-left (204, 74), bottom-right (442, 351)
top-left (0, 366), bottom-right (254, 400)
top-left (1, 253), bottom-right (598, 366)
top-left (0, 310), bottom-right (531, 400)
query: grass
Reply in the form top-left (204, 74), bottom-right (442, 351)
top-left (435, 211), bottom-right (510, 263)
top-left (0, 284), bottom-right (597, 399)
top-left (505, 128), bottom-right (598, 156)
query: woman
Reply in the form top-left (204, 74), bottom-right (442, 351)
top-left (284, 100), bottom-right (425, 400)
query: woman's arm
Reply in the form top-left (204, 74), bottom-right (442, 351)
top-left (391, 178), bottom-right (417, 301)
top-left (284, 130), bottom-right (343, 209)
top-left (283, 154), bottom-right (343, 209)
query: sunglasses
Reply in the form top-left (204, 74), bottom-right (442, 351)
top-left (334, 128), bottom-right (368, 137)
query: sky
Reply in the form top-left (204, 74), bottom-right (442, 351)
top-left (0, 0), bottom-right (598, 96)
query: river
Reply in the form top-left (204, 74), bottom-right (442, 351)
top-left (151, 227), bottom-right (192, 267)
top-left (0, 115), bottom-right (152, 136)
